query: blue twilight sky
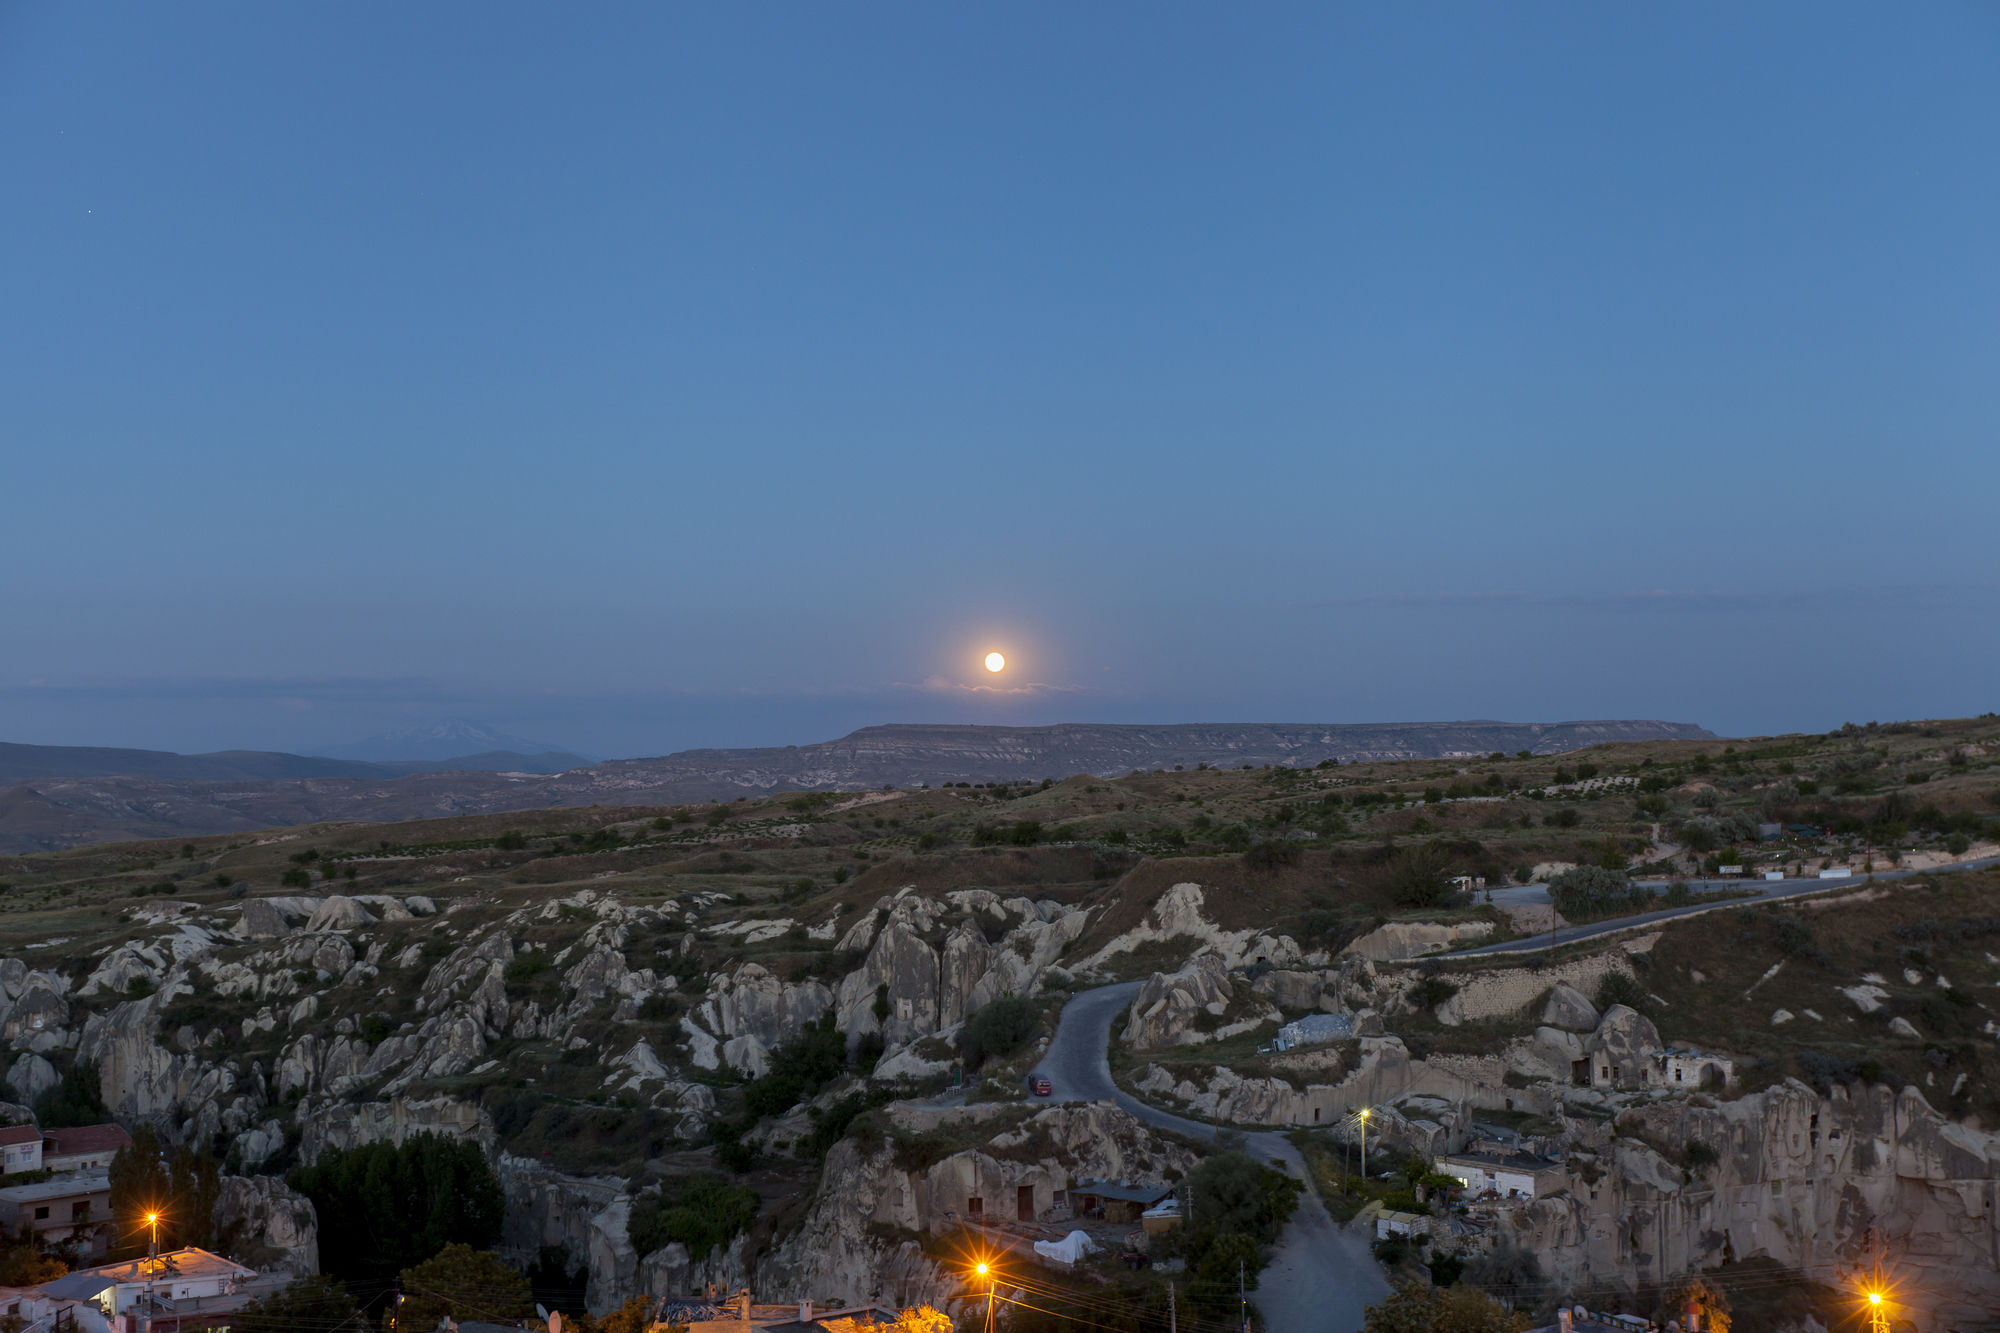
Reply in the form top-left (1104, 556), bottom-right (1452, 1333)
top-left (4, 3), bottom-right (1998, 758)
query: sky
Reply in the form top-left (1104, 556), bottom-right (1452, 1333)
top-left (5, 3), bottom-right (1998, 758)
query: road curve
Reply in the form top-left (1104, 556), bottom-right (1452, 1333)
top-left (1031, 983), bottom-right (1390, 1333)
top-left (1451, 854), bottom-right (2000, 957)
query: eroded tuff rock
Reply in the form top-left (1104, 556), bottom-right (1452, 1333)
top-left (1078, 882), bottom-right (1304, 973)
top-left (1541, 983), bottom-right (1601, 1032)
top-left (760, 1103), bottom-right (1194, 1308)
top-left (1124, 955), bottom-right (1237, 1048)
top-left (296, 1095), bottom-right (493, 1162)
top-left (1509, 1081), bottom-right (2000, 1330)
top-left (693, 963), bottom-right (834, 1076)
top-left (1341, 919), bottom-right (1495, 962)
top-left (215, 1174), bottom-right (320, 1275)
top-left (809, 889), bottom-right (1085, 1066)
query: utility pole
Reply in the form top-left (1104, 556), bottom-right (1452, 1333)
top-left (1237, 1259), bottom-right (1247, 1333)
top-left (1168, 1282), bottom-right (1176, 1333)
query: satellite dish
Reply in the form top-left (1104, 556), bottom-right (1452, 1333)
top-left (551, 1312), bottom-right (563, 1333)
top-left (537, 1307), bottom-right (550, 1322)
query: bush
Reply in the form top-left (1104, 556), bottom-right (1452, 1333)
top-left (741, 1015), bottom-right (847, 1120)
top-left (504, 954), bottom-right (553, 985)
top-left (1549, 865), bottom-right (1644, 920)
top-left (964, 995), bottom-right (1037, 1064)
top-left (1408, 976), bottom-right (1459, 1011)
top-left (1385, 846), bottom-right (1454, 908)
top-left (1594, 970), bottom-right (1656, 1019)
top-left (628, 1174), bottom-right (759, 1261)
top-left (1769, 915), bottom-right (1815, 957)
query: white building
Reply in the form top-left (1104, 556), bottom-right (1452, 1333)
top-left (1436, 1152), bottom-right (1566, 1200)
top-left (39, 1248), bottom-right (266, 1333)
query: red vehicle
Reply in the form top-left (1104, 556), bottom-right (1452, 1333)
top-left (1031, 1077), bottom-right (1053, 1096)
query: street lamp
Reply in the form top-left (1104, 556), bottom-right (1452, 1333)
top-left (970, 1260), bottom-right (995, 1333)
top-left (143, 1210), bottom-right (162, 1333)
top-left (1357, 1108), bottom-right (1371, 1181)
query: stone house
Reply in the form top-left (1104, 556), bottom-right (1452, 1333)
top-left (1064, 1180), bottom-right (1175, 1225)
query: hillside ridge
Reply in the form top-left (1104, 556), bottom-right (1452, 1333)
top-left (0, 718), bottom-right (1710, 852)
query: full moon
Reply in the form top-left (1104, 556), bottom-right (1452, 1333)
top-left (984, 652), bottom-right (1006, 673)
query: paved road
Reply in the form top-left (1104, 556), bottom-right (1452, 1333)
top-left (1452, 853), bottom-right (2000, 957)
top-left (1032, 983), bottom-right (1390, 1333)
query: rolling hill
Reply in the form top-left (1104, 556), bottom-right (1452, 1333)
top-left (0, 719), bottom-right (1711, 852)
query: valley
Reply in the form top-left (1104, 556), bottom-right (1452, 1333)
top-left (0, 717), bottom-right (1993, 1330)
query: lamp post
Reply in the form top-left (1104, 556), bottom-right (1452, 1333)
top-left (1357, 1108), bottom-right (1371, 1182)
top-left (143, 1212), bottom-right (161, 1333)
top-left (974, 1262), bottom-right (993, 1333)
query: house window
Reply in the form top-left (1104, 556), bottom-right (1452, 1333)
top-left (33, 1206), bottom-right (48, 1220)
top-left (71, 1201), bottom-right (90, 1221)
top-left (966, 1197), bottom-right (982, 1217)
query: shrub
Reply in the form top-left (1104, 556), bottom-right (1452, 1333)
top-left (504, 954), bottom-right (553, 985)
top-left (1769, 915), bottom-right (1815, 957)
top-left (1594, 970), bottom-right (1656, 1019)
top-left (628, 1174), bottom-right (759, 1261)
top-left (1385, 846), bottom-right (1455, 908)
top-left (1408, 976), bottom-right (1459, 1011)
top-left (964, 996), bottom-right (1037, 1064)
top-left (741, 1015), bottom-right (847, 1120)
top-left (1549, 865), bottom-right (1642, 920)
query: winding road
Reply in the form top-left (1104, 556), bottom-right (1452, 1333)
top-left (1031, 982), bottom-right (1390, 1333)
top-left (1449, 853), bottom-right (2000, 957)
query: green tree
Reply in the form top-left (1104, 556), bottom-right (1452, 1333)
top-left (234, 1275), bottom-right (363, 1333)
top-left (35, 1064), bottom-right (108, 1130)
top-left (963, 996), bottom-right (1037, 1065)
top-left (108, 1125), bottom-right (170, 1259)
top-left (1385, 846), bottom-right (1454, 908)
top-left (1658, 1272), bottom-right (1732, 1333)
top-left (627, 1175), bottom-right (759, 1261)
top-left (1184, 1151), bottom-right (1299, 1245)
top-left (0, 1243), bottom-right (66, 1285)
top-left (740, 1015), bottom-right (848, 1121)
top-left (1362, 1281), bottom-right (1528, 1333)
top-left (393, 1244), bottom-right (532, 1333)
top-left (1460, 1245), bottom-right (1544, 1311)
top-left (290, 1133), bottom-right (504, 1292)
top-left (167, 1147), bottom-right (222, 1251)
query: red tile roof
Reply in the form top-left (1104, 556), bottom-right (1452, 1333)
top-left (42, 1125), bottom-right (133, 1157)
top-left (0, 1126), bottom-right (39, 1147)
